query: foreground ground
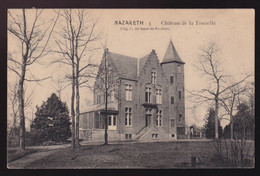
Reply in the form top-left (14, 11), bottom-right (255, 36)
top-left (8, 140), bottom-right (254, 169)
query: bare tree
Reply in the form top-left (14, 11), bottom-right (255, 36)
top-left (91, 48), bottom-right (120, 145)
top-left (8, 82), bottom-right (19, 129)
top-left (8, 80), bottom-right (34, 146)
top-left (8, 82), bottom-right (19, 146)
top-left (246, 82), bottom-right (255, 119)
top-left (8, 9), bottom-right (59, 150)
top-left (53, 9), bottom-right (101, 148)
top-left (188, 42), bottom-right (252, 139)
top-left (219, 84), bottom-right (248, 139)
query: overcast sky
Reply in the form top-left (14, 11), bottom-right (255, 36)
top-left (8, 9), bottom-right (254, 129)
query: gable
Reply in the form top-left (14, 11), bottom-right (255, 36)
top-left (138, 50), bottom-right (168, 84)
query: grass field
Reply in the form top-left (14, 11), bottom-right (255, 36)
top-left (9, 140), bottom-right (254, 169)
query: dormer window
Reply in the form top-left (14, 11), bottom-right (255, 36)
top-left (151, 69), bottom-right (157, 84)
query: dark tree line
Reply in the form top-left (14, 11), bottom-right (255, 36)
top-left (223, 103), bottom-right (254, 140)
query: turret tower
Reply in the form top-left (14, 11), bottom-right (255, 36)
top-left (161, 40), bottom-right (186, 139)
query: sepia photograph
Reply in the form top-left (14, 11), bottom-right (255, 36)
top-left (7, 9), bottom-right (255, 169)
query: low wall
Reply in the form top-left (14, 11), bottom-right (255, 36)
top-left (79, 129), bottom-right (119, 142)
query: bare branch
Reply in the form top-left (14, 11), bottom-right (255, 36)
top-left (26, 10), bottom-right (60, 65)
top-left (7, 65), bottom-right (21, 77)
top-left (219, 73), bottom-right (252, 95)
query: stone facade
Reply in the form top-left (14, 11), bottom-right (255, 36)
top-left (79, 40), bottom-right (186, 141)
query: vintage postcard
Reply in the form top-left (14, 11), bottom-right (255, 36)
top-left (7, 9), bottom-right (254, 169)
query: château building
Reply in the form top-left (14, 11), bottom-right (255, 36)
top-left (79, 40), bottom-right (186, 142)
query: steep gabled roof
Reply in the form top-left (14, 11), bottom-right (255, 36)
top-left (108, 51), bottom-right (138, 80)
top-left (162, 40), bottom-right (185, 64)
top-left (139, 53), bottom-right (150, 76)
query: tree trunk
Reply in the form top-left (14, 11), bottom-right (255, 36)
top-left (17, 9), bottom-right (29, 151)
top-left (230, 115), bottom-right (234, 140)
top-left (215, 99), bottom-right (219, 139)
top-left (18, 83), bottom-right (26, 150)
top-left (104, 95), bottom-right (108, 145)
top-left (75, 62), bottom-right (80, 147)
top-left (18, 61), bottom-right (26, 150)
top-left (71, 65), bottom-right (76, 149)
top-left (104, 52), bottom-right (108, 145)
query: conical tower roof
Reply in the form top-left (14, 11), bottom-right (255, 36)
top-left (162, 40), bottom-right (184, 64)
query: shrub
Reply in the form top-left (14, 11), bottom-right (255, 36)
top-left (214, 138), bottom-right (254, 167)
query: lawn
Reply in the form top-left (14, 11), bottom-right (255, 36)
top-left (22, 141), bottom-right (213, 168)
top-left (17, 140), bottom-right (254, 169)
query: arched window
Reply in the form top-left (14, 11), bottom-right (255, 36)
top-left (151, 69), bottom-right (157, 84)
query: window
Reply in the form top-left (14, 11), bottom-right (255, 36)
top-left (151, 69), bottom-right (157, 84)
top-left (110, 85), bottom-right (115, 101)
top-left (156, 89), bottom-right (162, 104)
top-left (125, 134), bottom-right (132, 139)
top-left (152, 134), bottom-right (158, 139)
top-left (97, 91), bottom-right (101, 104)
top-left (170, 76), bottom-right (174, 84)
top-left (171, 96), bottom-right (174, 104)
top-left (113, 116), bottom-right (116, 126)
top-left (179, 91), bottom-right (181, 100)
top-left (108, 115), bottom-right (117, 130)
top-left (108, 115), bottom-right (117, 126)
top-left (171, 134), bottom-right (175, 138)
top-left (94, 112), bottom-right (100, 129)
top-left (156, 110), bottom-right (163, 127)
top-left (125, 107), bottom-right (132, 126)
top-left (145, 87), bottom-right (152, 103)
top-left (179, 114), bottom-right (182, 122)
top-left (108, 115), bottom-right (112, 126)
top-left (178, 65), bottom-right (181, 73)
top-left (145, 108), bottom-right (152, 127)
top-left (171, 119), bottom-right (175, 128)
top-left (125, 84), bottom-right (132, 101)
